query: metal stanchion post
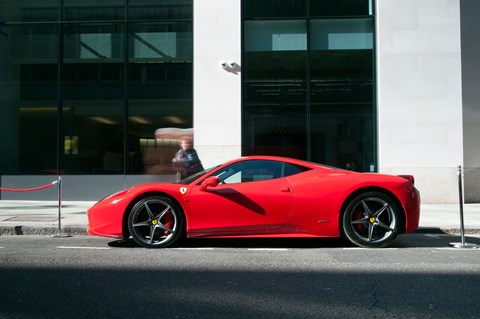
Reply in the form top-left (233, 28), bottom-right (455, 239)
top-left (450, 166), bottom-right (477, 249)
top-left (51, 176), bottom-right (71, 238)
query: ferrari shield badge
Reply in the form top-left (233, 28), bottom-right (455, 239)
top-left (180, 187), bottom-right (187, 195)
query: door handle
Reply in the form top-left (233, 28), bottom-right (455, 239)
top-left (280, 187), bottom-right (292, 193)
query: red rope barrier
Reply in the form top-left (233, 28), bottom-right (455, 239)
top-left (0, 180), bottom-right (58, 193)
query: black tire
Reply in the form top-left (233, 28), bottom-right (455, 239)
top-left (128, 196), bottom-right (185, 248)
top-left (342, 192), bottom-right (401, 248)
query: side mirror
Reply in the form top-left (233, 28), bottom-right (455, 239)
top-left (199, 176), bottom-right (220, 191)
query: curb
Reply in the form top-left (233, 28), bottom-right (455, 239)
top-left (414, 227), bottom-right (480, 235)
top-left (0, 226), bottom-right (87, 236)
top-left (2, 226), bottom-right (480, 236)
top-left (432, 228), bottom-right (480, 235)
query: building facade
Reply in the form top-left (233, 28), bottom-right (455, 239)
top-left (0, 0), bottom-right (478, 203)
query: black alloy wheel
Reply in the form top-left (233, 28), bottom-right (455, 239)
top-left (342, 192), bottom-right (401, 248)
top-left (128, 196), bottom-right (184, 248)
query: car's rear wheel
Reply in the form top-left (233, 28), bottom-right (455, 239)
top-left (342, 192), bottom-right (401, 248)
top-left (128, 196), bottom-right (184, 248)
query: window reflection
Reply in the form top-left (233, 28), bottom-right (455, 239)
top-left (243, 0), bottom-right (306, 19)
top-left (242, 3), bottom-right (376, 171)
top-left (243, 20), bottom-right (308, 160)
top-left (244, 20), bottom-right (307, 52)
top-left (8, 25), bottom-right (58, 62)
top-left (142, 128), bottom-right (194, 175)
top-left (309, 0), bottom-right (373, 17)
top-left (64, 24), bottom-right (124, 62)
top-left (310, 19), bottom-right (373, 50)
top-left (0, 1), bottom-right (194, 176)
top-left (213, 160), bottom-right (307, 184)
top-left (0, 0), bottom-right (58, 22)
top-left (128, 0), bottom-right (192, 20)
top-left (61, 106), bottom-right (124, 174)
top-left (310, 18), bottom-right (374, 171)
top-left (61, 23), bottom-right (125, 174)
top-left (0, 25), bottom-right (58, 174)
top-left (130, 24), bottom-right (192, 61)
top-left (63, 0), bottom-right (124, 21)
top-left (127, 22), bottom-right (193, 174)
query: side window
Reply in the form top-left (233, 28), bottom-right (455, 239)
top-left (284, 162), bottom-right (309, 177)
top-left (212, 160), bottom-right (276, 184)
top-left (213, 160), bottom-right (307, 184)
top-left (220, 169), bottom-right (242, 184)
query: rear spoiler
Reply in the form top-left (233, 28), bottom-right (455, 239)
top-left (398, 175), bottom-right (415, 185)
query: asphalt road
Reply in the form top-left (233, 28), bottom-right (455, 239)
top-left (1, 234), bottom-right (480, 319)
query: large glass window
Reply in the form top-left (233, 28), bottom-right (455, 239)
top-left (243, 20), bottom-right (308, 159)
top-left (0, 24), bottom-right (58, 174)
top-left (243, 0), bottom-right (306, 19)
top-left (243, 0), bottom-right (375, 171)
top-left (243, 0), bottom-right (373, 19)
top-left (310, 0), bottom-right (373, 17)
top-left (0, 0), bottom-right (58, 22)
top-left (61, 23), bottom-right (125, 174)
top-left (310, 19), bottom-right (374, 171)
top-left (0, 1), bottom-right (193, 177)
top-left (127, 21), bottom-right (193, 174)
top-left (63, 0), bottom-right (124, 21)
top-left (128, 0), bottom-right (192, 20)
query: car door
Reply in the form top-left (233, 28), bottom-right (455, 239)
top-left (188, 160), bottom-right (294, 235)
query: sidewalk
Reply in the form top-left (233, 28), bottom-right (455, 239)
top-left (0, 200), bottom-right (95, 236)
top-left (0, 200), bottom-right (480, 236)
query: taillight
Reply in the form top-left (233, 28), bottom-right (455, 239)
top-left (398, 175), bottom-right (415, 184)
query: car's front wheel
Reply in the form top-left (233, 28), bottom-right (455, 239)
top-left (128, 196), bottom-right (184, 248)
top-left (342, 192), bottom-right (401, 248)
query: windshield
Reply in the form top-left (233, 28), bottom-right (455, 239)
top-left (175, 166), bottom-right (219, 185)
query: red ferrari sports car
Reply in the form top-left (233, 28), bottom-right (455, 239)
top-left (87, 156), bottom-right (420, 248)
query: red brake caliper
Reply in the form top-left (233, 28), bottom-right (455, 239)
top-left (353, 209), bottom-right (364, 232)
top-left (163, 210), bottom-right (174, 236)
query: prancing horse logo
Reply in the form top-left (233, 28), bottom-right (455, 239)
top-left (180, 187), bottom-right (187, 195)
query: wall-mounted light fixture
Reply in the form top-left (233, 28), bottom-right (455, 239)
top-left (221, 61), bottom-right (241, 74)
